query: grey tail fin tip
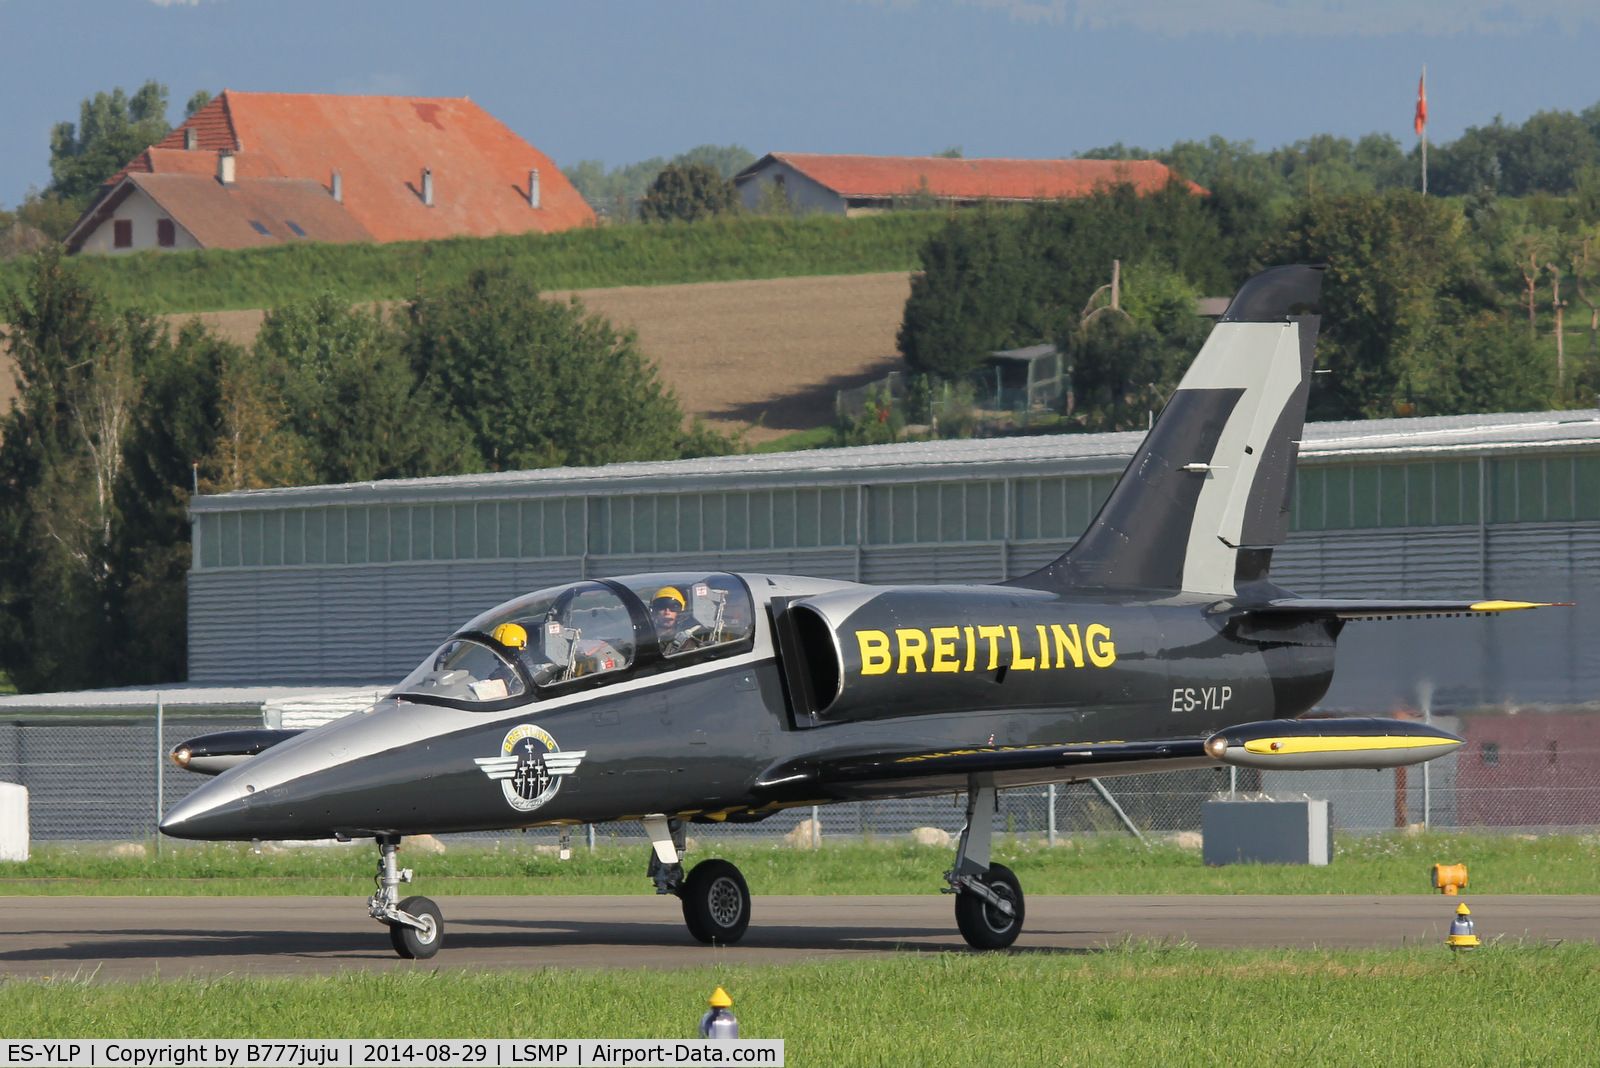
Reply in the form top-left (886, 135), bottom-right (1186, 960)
top-left (1011, 264), bottom-right (1326, 598)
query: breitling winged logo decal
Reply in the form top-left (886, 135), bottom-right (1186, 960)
top-left (475, 723), bottom-right (586, 813)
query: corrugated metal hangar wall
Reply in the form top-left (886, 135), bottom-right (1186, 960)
top-left (188, 411), bottom-right (1600, 716)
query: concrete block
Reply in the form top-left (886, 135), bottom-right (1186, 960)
top-left (0, 782), bottom-right (29, 862)
top-left (1202, 798), bottom-right (1329, 866)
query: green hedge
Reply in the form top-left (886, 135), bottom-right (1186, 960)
top-left (0, 212), bottom-right (946, 314)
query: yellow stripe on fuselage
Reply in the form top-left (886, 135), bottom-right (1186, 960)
top-left (1242, 735), bottom-right (1460, 755)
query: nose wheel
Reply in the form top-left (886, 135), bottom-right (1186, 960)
top-left (369, 836), bottom-right (444, 958)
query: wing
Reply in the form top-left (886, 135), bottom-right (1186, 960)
top-left (754, 718), bottom-right (1462, 796)
top-left (1245, 598), bottom-right (1569, 620)
top-left (755, 738), bottom-right (1211, 793)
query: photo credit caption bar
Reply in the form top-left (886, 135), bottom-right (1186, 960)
top-left (2, 1043), bottom-right (783, 1068)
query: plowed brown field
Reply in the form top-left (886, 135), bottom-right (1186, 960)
top-left (0, 272), bottom-right (912, 443)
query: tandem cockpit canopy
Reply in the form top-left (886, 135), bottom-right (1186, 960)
top-left (394, 573), bottom-right (757, 709)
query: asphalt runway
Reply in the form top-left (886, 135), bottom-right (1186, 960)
top-left (3, 894), bottom-right (1597, 980)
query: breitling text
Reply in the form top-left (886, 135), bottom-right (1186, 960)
top-left (855, 623), bottom-right (1116, 675)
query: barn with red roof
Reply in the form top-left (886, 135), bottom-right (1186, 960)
top-left (67, 91), bottom-right (593, 254)
top-left (732, 152), bottom-right (1201, 216)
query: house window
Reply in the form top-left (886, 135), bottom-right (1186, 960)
top-left (285, 220), bottom-right (306, 237)
top-left (1481, 741), bottom-right (1499, 767)
top-left (113, 220), bottom-right (133, 248)
top-left (157, 219), bottom-right (176, 247)
top-left (249, 221), bottom-right (271, 236)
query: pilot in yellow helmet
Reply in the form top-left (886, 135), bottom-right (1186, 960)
top-left (651, 587), bottom-right (686, 631)
top-left (491, 622), bottom-right (528, 650)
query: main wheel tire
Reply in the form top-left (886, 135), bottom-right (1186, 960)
top-left (681, 859), bottom-right (751, 945)
top-left (389, 895), bottom-right (443, 959)
top-left (954, 862), bottom-right (1025, 950)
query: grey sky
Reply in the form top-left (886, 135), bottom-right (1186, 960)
top-left (2, 0), bottom-right (1598, 209)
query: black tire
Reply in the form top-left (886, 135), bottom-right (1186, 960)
top-left (954, 862), bottom-right (1025, 950)
top-left (680, 859), bottom-right (751, 945)
top-left (388, 895), bottom-right (443, 959)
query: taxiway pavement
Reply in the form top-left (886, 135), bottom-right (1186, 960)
top-left (4, 895), bottom-right (1597, 980)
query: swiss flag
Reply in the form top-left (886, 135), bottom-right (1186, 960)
top-left (1414, 72), bottom-right (1428, 135)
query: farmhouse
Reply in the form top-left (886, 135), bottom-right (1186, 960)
top-left (65, 91), bottom-right (593, 254)
top-left (732, 153), bottom-right (1200, 216)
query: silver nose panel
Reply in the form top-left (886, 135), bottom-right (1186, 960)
top-left (159, 775), bottom-right (254, 839)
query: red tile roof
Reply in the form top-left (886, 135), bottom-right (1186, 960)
top-left (745, 153), bottom-right (1204, 200)
top-left (67, 174), bottom-right (375, 252)
top-left (104, 91), bottom-right (592, 244)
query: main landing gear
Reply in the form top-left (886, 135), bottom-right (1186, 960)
top-left (370, 835), bottom-right (442, 959)
top-left (943, 777), bottom-right (1026, 950)
top-left (645, 814), bottom-right (752, 945)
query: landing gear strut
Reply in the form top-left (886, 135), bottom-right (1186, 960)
top-left (645, 814), bottom-right (752, 945)
top-left (369, 835), bottom-right (442, 959)
top-left (943, 776), bottom-right (1025, 950)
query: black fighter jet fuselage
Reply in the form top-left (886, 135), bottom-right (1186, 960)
top-left (161, 265), bottom-right (1560, 958)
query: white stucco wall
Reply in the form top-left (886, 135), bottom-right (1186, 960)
top-left (734, 160), bottom-right (846, 215)
top-left (77, 187), bottom-right (201, 255)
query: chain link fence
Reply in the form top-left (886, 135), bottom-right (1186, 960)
top-left (3, 713), bottom-right (1598, 844)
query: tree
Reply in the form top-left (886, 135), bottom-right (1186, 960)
top-left (403, 271), bottom-right (722, 469)
top-left (562, 144), bottom-right (754, 221)
top-left (48, 81), bottom-right (171, 206)
top-left (1059, 263), bottom-right (1209, 432)
top-left (0, 251), bottom-right (227, 690)
top-left (1258, 191), bottom-right (1550, 419)
top-left (638, 163), bottom-right (739, 223)
top-left (184, 90), bottom-right (213, 119)
top-left (898, 180), bottom-right (1232, 380)
top-left (249, 295), bottom-right (475, 484)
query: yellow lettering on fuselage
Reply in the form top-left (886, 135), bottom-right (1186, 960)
top-left (1007, 626), bottom-right (1036, 670)
top-left (1086, 623), bottom-right (1116, 667)
top-left (858, 630), bottom-right (891, 674)
top-left (976, 626), bottom-right (1005, 670)
top-left (930, 627), bottom-right (961, 672)
top-left (896, 628), bottom-right (929, 673)
top-left (1052, 624), bottom-right (1084, 668)
top-left (852, 623), bottom-right (1116, 677)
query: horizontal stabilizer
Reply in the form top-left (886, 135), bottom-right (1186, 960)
top-left (1204, 717), bottom-right (1462, 770)
top-left (1246, 598), bottom-right (1571, 621)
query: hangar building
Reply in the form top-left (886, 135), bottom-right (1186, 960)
top-left (188, 408), bottom-right (1600, 717)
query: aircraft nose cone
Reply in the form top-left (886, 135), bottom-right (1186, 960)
top-left (159, 778), bottom-right (255, 840)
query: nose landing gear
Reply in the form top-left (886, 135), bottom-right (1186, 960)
top-left (943, 778), bottom-right (1025, 950)
top-left (369, 835), bottom-right (443, 959)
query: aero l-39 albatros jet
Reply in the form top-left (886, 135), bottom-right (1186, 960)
top-left (162, 265), bottom-right (1563, 959)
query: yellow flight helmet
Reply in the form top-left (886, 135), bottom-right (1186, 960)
top-left (491, 622), bottom-right (528, 649)
top-left (652, 586), bottom-right (687, 609)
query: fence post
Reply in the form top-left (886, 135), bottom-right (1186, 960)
top-left (1047, 784), bottom-right (1057, 846)
top-left (811, 804), bottom-right (820, 850)
top-left (154, 693), bottom-right (164, 855)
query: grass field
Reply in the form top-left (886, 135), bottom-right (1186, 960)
top-left (2, 831), bottom-right (1594, 897)
top-left (0, 212), bottom-right (945, 315)
top-left (0, 945), bottom-right (1592, 1065)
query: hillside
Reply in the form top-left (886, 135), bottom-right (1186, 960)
top-left (0, 211), bottom-right (942, 315)
top-left (0, 272), bottom-right (914, 442)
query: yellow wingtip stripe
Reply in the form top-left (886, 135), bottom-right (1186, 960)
top-left (1242, 736), bottom-right (1462, 755)
top-left (1468, 600), bottom-right (1551, 612)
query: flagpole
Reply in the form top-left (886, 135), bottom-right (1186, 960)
top-left (1420, 65), bottom-right (1427, 196)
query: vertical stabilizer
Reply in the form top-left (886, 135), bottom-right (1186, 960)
top-left (1012, 264), bottom-right (1324, 597)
